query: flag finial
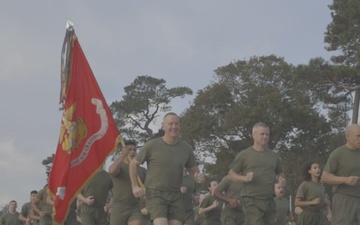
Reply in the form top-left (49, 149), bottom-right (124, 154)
top-left (66, 19), bottom-right (74, 30)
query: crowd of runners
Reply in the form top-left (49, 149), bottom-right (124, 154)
top-left (1, 113), bottom-right (360, 225)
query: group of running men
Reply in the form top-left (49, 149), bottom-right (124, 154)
top-left (1, 112), bottom-right (360, 225)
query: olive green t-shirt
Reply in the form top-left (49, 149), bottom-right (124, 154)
top-left (274, 197), bottom-right (289, 225)
top-left (0, 212), bottom-right (21, 225)
top-left (181, 174), bottom-right (196, 211)
top-left (135, 137), bottom-right (196, 191)
top-left (324, 145), bottom-right (360, 197)
top-left (36, 188), bottom-right (52, 215)
top-left (229, 147), bottom-right (283, 199)
top-left (111, 163), bottom-right (146, 208)
top-left (296, 181), bottom-right (327, 211)
top-left (20, 202), bottom-right (31, 219)
top-left (200, 194), bottom-right (223, 222)
top-left (216, 175), bottom-right (242, 211)
top-left (81, 170), bottom-right (113, 207)
top-left (28, 208), bottom-right (39, 225)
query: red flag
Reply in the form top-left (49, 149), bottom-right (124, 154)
top-left (48, 26), bottom-right (120, 224)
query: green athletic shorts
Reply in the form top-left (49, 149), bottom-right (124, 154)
top-left (241, 197), bottom-right (275, 225)
top-left (79, 205), bottom-right (108, 225)
top-left (297, 208), bottom-right (324, 225)
top-left (110, 205), bottom-right (143, 225)
top-left (183, 209), bottom-right (195, 225)
top-left (331, 192), bottom-right (360, 225)
top-left (201, 219), bottom-right (221, 225)
top-left (145, 189), bottom-right (185, 222)
top-left (221, 207), bottom-right (244, 225)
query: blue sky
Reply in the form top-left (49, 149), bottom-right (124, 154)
top-left (0, 0), bottom-right (333, 208)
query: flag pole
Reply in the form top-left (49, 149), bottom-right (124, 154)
top-left (59, 20), bottom-right (75, 106)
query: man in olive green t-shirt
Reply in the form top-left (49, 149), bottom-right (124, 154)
top-left (129, 112), bottom-right (205, 225)
top-left (213, 175), bottom-right (244, 225)
top-left (32, 186), bottom-right (53, 225)
top-left (322, 124), bottom-right (360, 225)
top-left (77, 168), bottom-right (113, 225)
top-left (19, 190), bottom-right (38, 225)
top-left (108, 140), bottom-right (146, 225)
top-left (228, 122), bottom-right (285, 225)
top-left (0, 200), bottom-right (21, 225)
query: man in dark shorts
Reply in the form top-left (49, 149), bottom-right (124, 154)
top-left (228, 122), bottom-right (285, 225)
top-left (77, 167), bottom-right (113, 225)
top-left (108, 140), bottom-right (146, 225)
top-left (213, 175), bottom-right (244, 225)
top-left (129, 112), bottom-right (205, 225)
top-left (322, 124), bottom-right (360, 225)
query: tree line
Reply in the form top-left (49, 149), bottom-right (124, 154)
top-left (42, 0), bottom-right (360, 201)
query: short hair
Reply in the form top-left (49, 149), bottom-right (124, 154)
top-left (124, 140), bottom-right (137, 146)
top-left (30, 190), bottom-right (38, 195)
top-left (163, 112), bottom-right (179, 120)
top-left (346, 124), bottom-right (360, 138)
top-left (9, 200), bottom-right (16, 205)
top-left (252, 122), bottom-right (269, 133)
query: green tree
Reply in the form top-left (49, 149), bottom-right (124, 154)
top-left (42, 154), bottom-right (55, 176)
top-left (181, 55), bottom-right (348, 195)
top-left (296, 57), bottom-right (352, 128)
top-left (111, 75), bottom-right (192, 144)
top-left (324, 0), bottom-right (360, 123)
top-left (0, 204), bottom-right (8, 215)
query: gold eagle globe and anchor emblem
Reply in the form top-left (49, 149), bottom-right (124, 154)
top-left (59, 103), bottom-right (88, 154)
